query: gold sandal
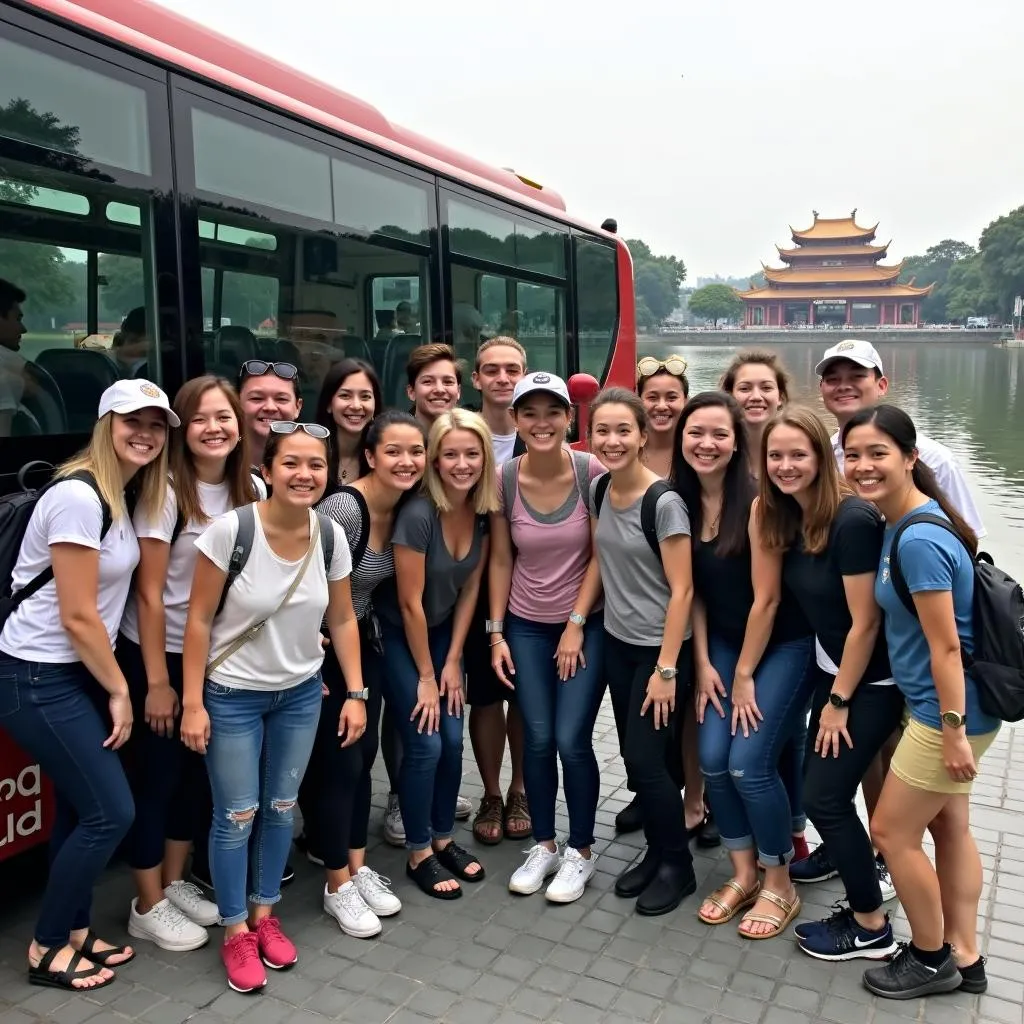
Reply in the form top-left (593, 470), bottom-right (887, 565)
top-left (698, 879), bottom-right (762, 925)
top-left (738, 889), bottom-right (801, 940)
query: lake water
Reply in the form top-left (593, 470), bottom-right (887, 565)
top-left (638, 339), bottom-right (1024, 575)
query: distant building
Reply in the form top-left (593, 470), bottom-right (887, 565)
top-left (739, 211), bottom-right (933, 328)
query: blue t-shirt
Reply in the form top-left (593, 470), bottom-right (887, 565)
top-left (876, 499), bottom-right (998, 735)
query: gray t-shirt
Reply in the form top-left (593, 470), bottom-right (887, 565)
top-left (375, 494), bottom-right (487, 628)
top-left (589, 478), bottom-right (693, 646)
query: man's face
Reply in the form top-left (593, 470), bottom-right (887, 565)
top-left (472, 345), bottom-right (525, 411)
top-left (819, 359), bottom-right (888, 422)
top-left (407, 359), bottom-right (460, 423)
top-left (0, 302), bottom-right (26, 350)
top-left (239, 374), bottom-right (302, 443)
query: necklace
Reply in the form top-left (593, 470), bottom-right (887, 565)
top-left (339, 455), bottom-right (358, 482)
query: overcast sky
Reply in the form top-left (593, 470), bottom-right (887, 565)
top-left (155, 0), bottom-right (1022, 279)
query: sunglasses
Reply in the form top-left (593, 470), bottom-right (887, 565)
top-left (269, 421), bottom-right (331, 440)
top-left (637, 355), bottom-right (689, 379)
top-left (240, 360), bottom-right (299, 382)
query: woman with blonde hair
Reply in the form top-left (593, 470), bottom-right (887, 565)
top-left (375, 408), bottom-right (498, 899)
top-left (0, 379), bottom-right (174, 992)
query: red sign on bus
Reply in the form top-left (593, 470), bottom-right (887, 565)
top-left (0, 734), bottom-right (54, 860)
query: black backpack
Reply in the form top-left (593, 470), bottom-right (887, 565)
top-left (0, 465), bottom-right (113, 632)
top-left (593, 475), bottom-right (674, 563)
top-left (890, 512), bottom-right (1024, 723)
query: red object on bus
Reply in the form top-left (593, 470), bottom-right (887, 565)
top-left (0, 741), bottom-right (55, 858)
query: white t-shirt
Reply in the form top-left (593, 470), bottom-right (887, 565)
top-left (0, 479), bottom-right (139, 663)
top-left (195, 507), bottom-right (351, 691)
top-left (0, 346), bottom-right (26, 414)
top-left (120, 479), bottom-right (235, 653)
top-left (492, 432), bottom-right (517, 466)
top-left (831, 428), bottom-right (986, 538)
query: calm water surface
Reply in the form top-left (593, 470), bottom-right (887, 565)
top-left (640, 340), bottom-right (1024, 575)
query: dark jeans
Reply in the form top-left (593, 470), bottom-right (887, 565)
top-left (116, 636), bottom-right (211, 871)
top-left (803, 677), bottom-right (906, 913)
top-left (379, 616), bottom-right (463, 851)
top-left (779, 702), bottom-right (810, 834)
top-left (506, 612), bottom-right (604, 849)
top-left (604, 634), bottom-right (694, 861)
top-left (298, 628), bottom-right (383, 869)
top-left (0, 652), bottom-right (134, 947)
top-left (380, 703), bottom-right (402, 792)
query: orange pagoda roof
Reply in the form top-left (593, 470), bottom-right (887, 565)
top-left (775, 241), bottom-right (890, 261)
top-left (790, 210), bottom-right (877, 243)
top-left (762, 263), bottom-right (904, 286)
top-left (739, 282), bottom-right (934, 301)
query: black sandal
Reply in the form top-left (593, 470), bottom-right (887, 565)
top-left (29, 946), bottom-right (115, 991)
top-left (77, 930), bottom-right (135, 967)
top-left (406, 855), bottom-right (462, 900)
top-left (435, 841), bottom-right (485, 882)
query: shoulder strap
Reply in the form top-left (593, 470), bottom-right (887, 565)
top-left (316, 511), bottom-right (335, 573)
top-left (889, 512), bottom-right (968, 618)
top-left (215, 504), bottom-right (256, 617)
top-left (640, 480), bottom-right (674, 562)
top-left (336, 485), bottom-right (371, 569)
top-left (570, 451), bottom-right (591, 504)
top-left (501, 456), bottom-right (521, 520)
top-left (593, 473), bottom-right (611, 517)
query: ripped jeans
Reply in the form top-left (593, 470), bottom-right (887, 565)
top-left (204, 675), bottom-right (322, 925)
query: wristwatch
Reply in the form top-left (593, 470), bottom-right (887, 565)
top-left (568, 611), bottom-right (587, 627)
top-left (655, 664), bottom-right (677, 680)
top-left (485, 619), bottom-right (504, 634)
top-left (346, 689), bottom-right (369, 701)
top-left (941, 710), bottom-right (967, 729)
top-left (828, 692), bottom-right (851, 709)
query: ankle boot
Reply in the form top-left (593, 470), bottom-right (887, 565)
top-left (614, 795), bottom-right (643, 834)
top-left (615, 846), bottom-right (662, 898)
top-left (636, 858), bottom-right (697, 917)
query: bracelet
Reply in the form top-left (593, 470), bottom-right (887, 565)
top-left (490, 638), bottom-right (508, 648)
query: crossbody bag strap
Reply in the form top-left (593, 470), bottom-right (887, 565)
top-left (208, 514), bottom-right (321, 674)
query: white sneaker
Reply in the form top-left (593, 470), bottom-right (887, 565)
top-left (509, 844), bottom-right (562, 895)
top-left (545, 847), bottom-right (597, 904)
top-left (323, 882), bottom-right (382, 938)
top-left (164, 880), bottom-right (220, 927)
top-left (128, 897), bottom-right (209, 951)
top-left (877, 857), bottom-right (897, 903)
top-left (353, 866), bottom-right (402, 917)
top-left (455, 794), bottom-right (473, 821)
top-left (384, 792), bottom-right (405, 847)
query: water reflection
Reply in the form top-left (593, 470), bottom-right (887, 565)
top-left (640, 340), bottom-right (1024, 573)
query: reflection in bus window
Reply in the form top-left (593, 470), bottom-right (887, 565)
top-left (575, 236), bottom-right (618, 382)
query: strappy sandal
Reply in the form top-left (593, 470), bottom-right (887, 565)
top-left (503, 790), bottom-right (532, 841)
top-left (405, 855), bottom-right (462, 900)
top-left (698, 879), bottom-right (762, 925)
top-left (76, 930), bottom-right (135, 967)
top-left (738, 889), bottom-right (802, 940)
top-left (473, 794), bottom-right (505, 846)
top-left (28, 946), bottom-right (114, 991)
top-left (435, 841), bottom-right (485, 882)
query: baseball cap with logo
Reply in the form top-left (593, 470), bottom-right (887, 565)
top-left (814, 339), bottom-right (884, 377)
top-left (511, 371), bottom-right (571, 409)
top-left (98, 379), bottom-right (180, 427)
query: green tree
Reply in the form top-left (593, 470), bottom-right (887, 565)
top-left (687, 283), bottom-right (743, 326)
top-left (900, 239), bottom-right (976, 321)
top-left (978, 207), bottom-right (1024, 317)
top-left (945, 254), bottom-right (997, 320)
top-left (0, 240), bottom-right (75, 326)
top-left (98, 254), bottom-right (145, 320)
top-left (626, 239), bottom-right (687, 329)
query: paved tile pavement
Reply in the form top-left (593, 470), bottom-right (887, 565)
top-left (2, 699), bottom-right (1022, 1024)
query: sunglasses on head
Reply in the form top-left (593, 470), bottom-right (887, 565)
top-left (637, 355), bottom-right (689, 380)
top-left (240, 359), bottom-right (299, 382)
top-left (269, 421), bottom-right (331, 440)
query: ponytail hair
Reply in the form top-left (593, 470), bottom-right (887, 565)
top-left (840, 404), bottom-right (978, 555)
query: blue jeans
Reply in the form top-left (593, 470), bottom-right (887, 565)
top-left (204, 675), bottom-right (322, 925)
top-left (698, 635), bottom-right (814, 865)
top-left (505, 612), bottom-right (605, 849)
top-left (0, 652), bottom-right (134, 947)
top-left (380, 616), bottom-right (464, 851)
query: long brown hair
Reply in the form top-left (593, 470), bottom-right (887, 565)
top-left (759, 406), bottom-right (850, 554)
top-left (170, 376), bottom-right (257, 525)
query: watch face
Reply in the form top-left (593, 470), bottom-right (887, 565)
top-left (829, 693), bottom-right (845, 708)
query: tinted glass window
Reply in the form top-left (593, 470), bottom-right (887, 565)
top-left (575, 236), bottom-right (618, 382)
top-left (0, 36), bottom-right (151, 174)
top-left (331, 157), bottom-right (430, 244)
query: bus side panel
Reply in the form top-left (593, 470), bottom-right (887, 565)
top-left (604, 238), bottom-right (637, 390)
top-left (0, 737), bottom-right (55, 861)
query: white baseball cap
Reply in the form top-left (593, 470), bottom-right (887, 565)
top-left (814, 339), bottom-right (884, 377)
top-left (98, 379), bottom-right (180, 427)
top-left (511, 370), bottom-right (571, 408)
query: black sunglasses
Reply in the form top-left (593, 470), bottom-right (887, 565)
top-left (239, 359), bottom-right (299, 382)
top-left (268, 421), bottom-right (331, 440)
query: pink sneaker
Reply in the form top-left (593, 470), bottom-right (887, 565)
top-left (252, 916), bottom-right (297, 969)
top-left (221, 931), bottom-right (266, 993)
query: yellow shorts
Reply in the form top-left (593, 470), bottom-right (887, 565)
top-left (889, 716), bottom-right (999, 795)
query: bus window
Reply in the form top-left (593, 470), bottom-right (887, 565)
top-left (575, 236), bottom-right (618, 383)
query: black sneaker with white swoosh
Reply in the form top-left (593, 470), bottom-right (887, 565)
top-left (796, 906), bottom-right (898, 961)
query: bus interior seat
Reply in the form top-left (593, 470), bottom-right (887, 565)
top-left (212, 325), bottom-right (259, 377)
top-left (382, 334), bottom-right (422, 407)
top-left (19, 361), bottom-right (68, 435)
top-left (36, 348), bottom-right (120, 433)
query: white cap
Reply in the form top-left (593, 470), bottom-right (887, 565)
top-left (814, 339), bottom-right (884, 377)
top-left (98, 379), bottom-right (180, 427)
top-left (511, 371), bottom-right (570, 408)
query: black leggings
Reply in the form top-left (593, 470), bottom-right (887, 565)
top-left (802, 676), bottom-right (905, 913)
top-left (297, 633), bottom-right (383, 869)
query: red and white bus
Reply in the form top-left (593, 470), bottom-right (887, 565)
top-left (0, 0), bottom-right (635, 859)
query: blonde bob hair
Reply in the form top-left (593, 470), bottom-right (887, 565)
top-left (57, 412), bottom-right (169, 521)
top-left (424, 409), bottom-right (499, 514)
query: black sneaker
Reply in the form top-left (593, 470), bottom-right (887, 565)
top-left (958, 955), bottom-right (987, 994)
top-left (281, 861), bottom-right (295, 886)
top-left (697, 810), bottom-right (721, 849)
top-left (615, 795), bottom-right (644, 834)
top-left (189, 865), bottom-right (213, 891)
top-left (293, 833), bottom-right (325, 868)
top-left (862, 943), bottom-right (962, 999)
top-left (790, 844), bottom-right (838, 883)
top-left (796, 906), bottom-right (897, 961)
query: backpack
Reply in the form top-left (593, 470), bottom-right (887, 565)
top-left (889, 512), bottom-right (1024, 723)
top-left (334, 485), bottom-right (371, 571)
top-left (593, 475), bottom-right (674, 564)
top-left (214, 503), bottom-right (335, 617)
top-left (0, 465), bottom-right (113, 632)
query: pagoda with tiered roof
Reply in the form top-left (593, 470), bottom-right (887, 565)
top-left (739, 211), bottom-right (933, 328)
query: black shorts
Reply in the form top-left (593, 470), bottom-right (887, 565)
top-left (464, 575), bottom-right (516, 708)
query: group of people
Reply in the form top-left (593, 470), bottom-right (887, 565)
top-left (0, 330), bottom-right (997, 1003)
